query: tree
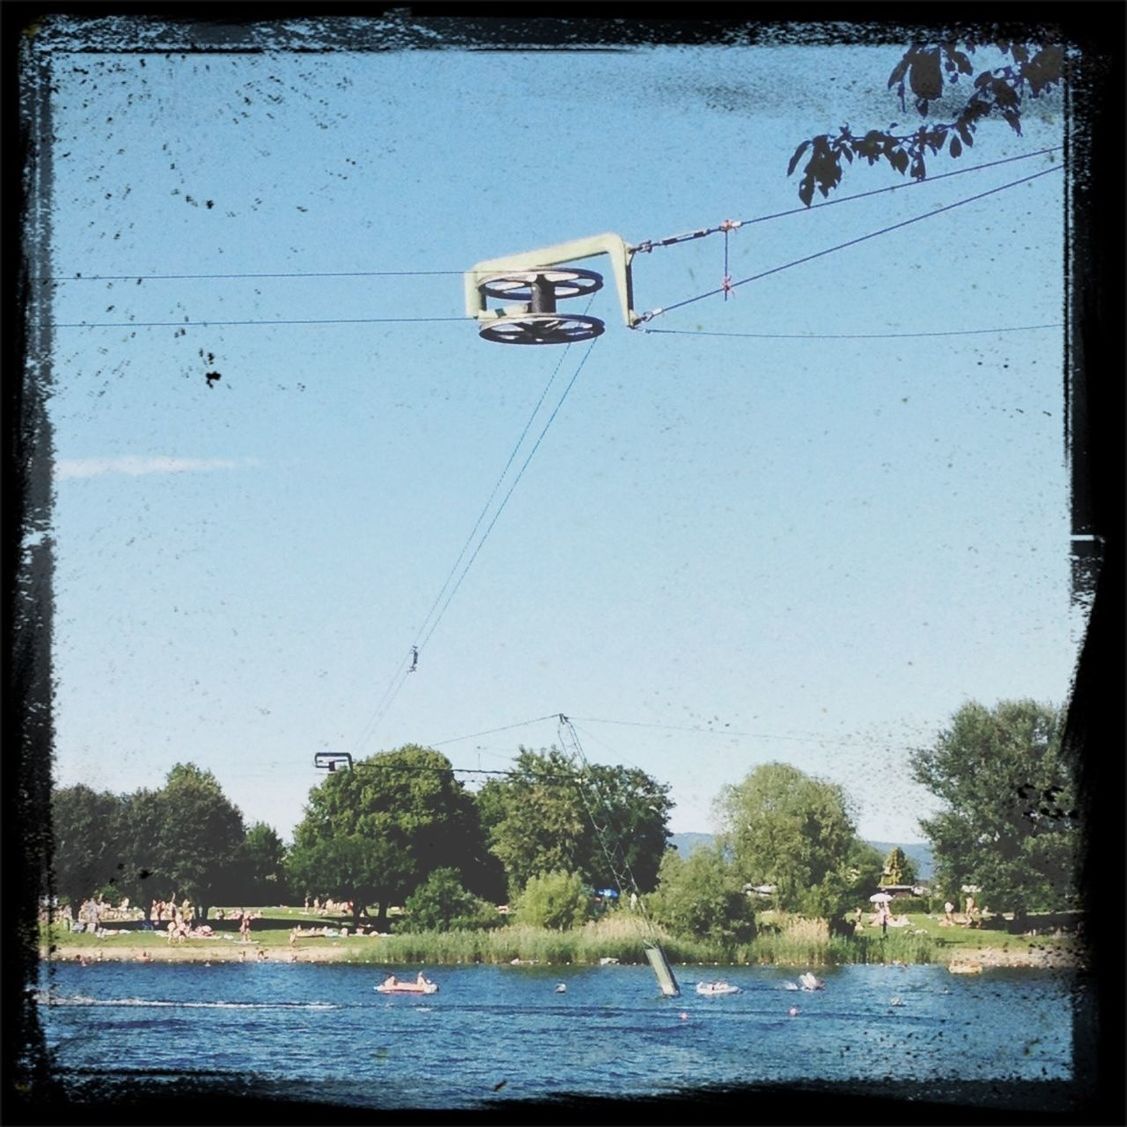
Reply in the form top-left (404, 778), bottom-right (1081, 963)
top-left (582, 762), bottom-right (673, 894)
top-left (230, 822), bottom-right (290, 906)
top-left (911, 700), bottom-right (1077, 916)
top-left (476, 747), bottom-right (672, 898)
top-left (403, 867), bottom-right (498, 932)
top-left (648, 845), bottom-right (756, 948)
top-left (476, 749), bottom-right (588, 896)
top-left (112, 786), bottom-right (166, 916)
top-left (49, 784), bottom-right (125, 912)
top-left (513, 870), bottom-right (590, 931)
top-left (152, 763), bottom-right (245, 920)
top-left (288, 832), bottom-right (410, 928)
top-left (101, 766), bottom-right (245, 921)
top-left (880, 846), bottom-right (919, 888)
top-left (788, 39), bottom-right (1065, 205)
top-left (714, 762), bottom-right (869, 925)
top-left (289, 744), bottom-right (492, 928)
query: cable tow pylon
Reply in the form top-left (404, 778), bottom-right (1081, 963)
top-left (556, 713), bottom-right (680, 997)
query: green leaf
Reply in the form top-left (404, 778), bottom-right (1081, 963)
top-left (787, 138), bottom-right (812, 177)
top-left (798, 172), bottom-right (815, 207)
top-left (887, 53), bottom-right (911, 89)
top-left (908, 49), bottom-right (942, 102)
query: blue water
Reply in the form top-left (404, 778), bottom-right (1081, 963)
top-left (37, 962), bottom-right (1076, 1110)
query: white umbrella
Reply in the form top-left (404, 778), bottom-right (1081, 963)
top-left (869, 892), bottom-right (892, 903)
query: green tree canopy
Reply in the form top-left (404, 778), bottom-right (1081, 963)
top-left (153, 763), bottom-right (245, 917)
top-left (50, 784), bottom-right (125, 910)
top-left (289, 744), bottom-right (493, 926)
top-left (911, 699), bottom-right (1078, 915)
top-left (403, 867), bottom-right (498, 932)
top-left (476, 747), bottom-right (671, 898)
top-left (100, 766), bottom-right (245, 919)
top-left (714, 762), bottom-right (868, 924)
top-left (288, 832), bottom-right (410, 927)
top-left (787, 39), bottom-right (1065, 205)
top-left (111, 786), bottom-right (165, 913)
top-left (648, 845), bottom-right (757, 949)
top-left (880, 846), bottom-right (919, 887)
top-left (513, 870), bottom-right (591, 931)
top-left (228, 822), bottom-right (290, 906)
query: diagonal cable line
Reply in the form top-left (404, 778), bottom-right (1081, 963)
top-left (631, 147), bottom-right (1061, 252)
top-left (416, 333), bottom-right (602, 654)
top-left (407, 344), bottom-right (577, 658)
top-left (641, 322), bottom-right (1064, 341)
top-left (640, 165), bottom-right (1063, 321)
top-left (353, 327), bottom-right (602, 752)
top-left (429, 714), bottom-right (562, 747)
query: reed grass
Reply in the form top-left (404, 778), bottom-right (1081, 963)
top-left (41, 910), bottom-right (939, 966)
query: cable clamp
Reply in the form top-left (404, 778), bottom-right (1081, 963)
top-left (719, 219), bottom-right (742, 232)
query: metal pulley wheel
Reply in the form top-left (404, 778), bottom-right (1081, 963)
top-left (478, 313), bottom-right (605, 345)
top-left (478, 267), bottom-right (603, 304)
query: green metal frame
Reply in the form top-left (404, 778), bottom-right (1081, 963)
top-left (464, 232), bottom-right (639, 328)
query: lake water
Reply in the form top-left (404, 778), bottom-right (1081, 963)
top-left (36, 961), bottom-right (1081, 1114)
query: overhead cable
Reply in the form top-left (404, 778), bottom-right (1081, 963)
top-left (638, 165), bottom-right (1063, 322)
top-left (50, 315), bottom-right (468, 329)
top-left (631, 146), bottom-right (1061, 253)
top-left (351, 328), bottom-right (602, 752)
top-left (642, 322), bottom-right (1065, 341)
top-left (48, 149), bottom-right (1060, 286)
top-left (45, 269), bottom-right (465, 282)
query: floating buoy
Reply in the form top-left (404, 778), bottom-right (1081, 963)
top-left (788, 1006), bottom-right (800, 1017)
top-left (555, 983), bottom-right (567, 993)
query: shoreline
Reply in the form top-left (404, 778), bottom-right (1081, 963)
top-left (39, 941), bottom-right (1081, 969)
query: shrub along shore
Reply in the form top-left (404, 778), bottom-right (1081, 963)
top-left (39, 910), bottom-right (1082, 970)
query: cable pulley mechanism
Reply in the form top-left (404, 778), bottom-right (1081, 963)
top-left (479, 312), bottom-right (605, 346)
top-left (465, 233), bottom-right (641, 345)
top-left (314, 751), bottom-right (353, 773)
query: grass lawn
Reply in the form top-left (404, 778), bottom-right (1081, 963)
top-left (39, 907), bottom-right (1083, 967)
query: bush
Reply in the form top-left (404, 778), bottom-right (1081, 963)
top-left (648, 845), bottom-right (756, 949)
top-left (403, 868), bottom-right (499, 932)
top-left (884, 895), bottom-right (931, 914)
top-left (513, 871), bottom-right (591, 930)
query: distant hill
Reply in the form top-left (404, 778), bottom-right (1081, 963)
top-left (668, 832), bottom-right (716, 857)
top-left (866, 841), bottom-right (934, 882)
top-left (668, 833), bottom-right (934, 881)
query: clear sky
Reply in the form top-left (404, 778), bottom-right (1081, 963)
top-left (39, 21), bottom-right (1077, 844)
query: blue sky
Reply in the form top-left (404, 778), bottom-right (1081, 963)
top-left (41, 28), bottom-right (1076, 843)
